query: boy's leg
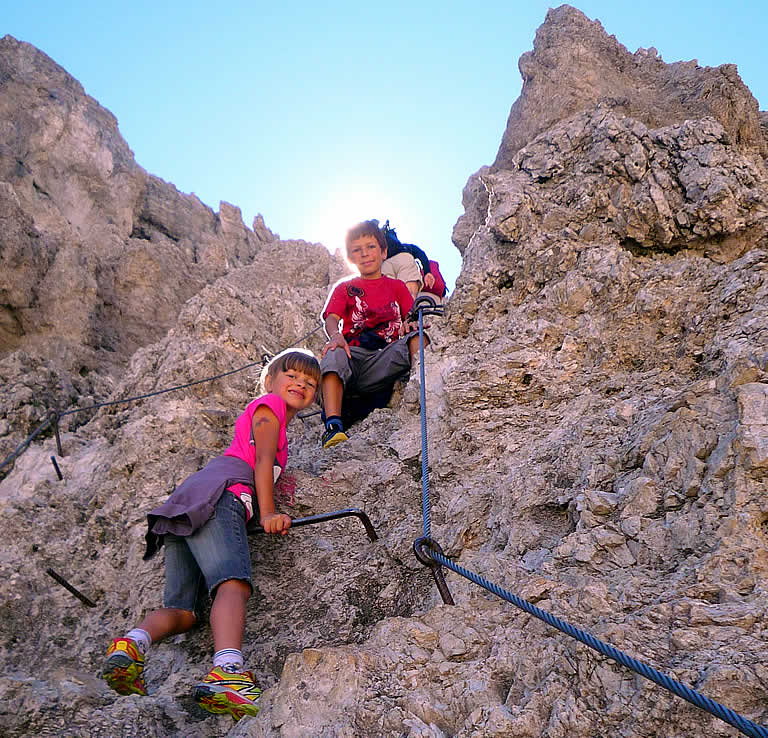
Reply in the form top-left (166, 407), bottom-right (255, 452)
top-left (319, 348), bottom-right (355, 447)
top-left (321, 371), bottom-right (344, 419)
top-left (406, 330), bottom-right (429, 359)
top-left (320, 371), bottom-right (348, 448)
top-left (354, 336), bottom-right (414, 395)
top-left (382, 253), bottom-right (423, 297)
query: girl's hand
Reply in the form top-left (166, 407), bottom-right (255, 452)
top-left (261, 512), bottom-right (292, 535)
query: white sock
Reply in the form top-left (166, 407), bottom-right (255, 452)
top-left (125, 628), bottom-right (151, 653)
top-left (213, 648), bottom-right (244, 672)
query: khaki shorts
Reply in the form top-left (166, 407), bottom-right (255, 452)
top-left (382, 252), bottom-right (422, 288)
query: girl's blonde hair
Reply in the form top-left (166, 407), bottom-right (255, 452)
top-left (260, 348), bottom-right (321, 395)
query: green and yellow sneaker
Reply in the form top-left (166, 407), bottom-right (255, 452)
top-left (103, 637), bottom-right (147, 696)
top-left (192, 666), bottom-right (262, 720)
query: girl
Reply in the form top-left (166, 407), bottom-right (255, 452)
top-left (102, 349), bottom-right (321, 720)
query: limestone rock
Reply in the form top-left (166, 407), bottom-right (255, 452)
top-left (0, 34), bottom-right (351, 471)
top-left (2, 8), bottom-right (768, 738)
top-left (472, 110), bottom-right (768, 256)
top-left (494, 5), bottom-right (765, 168)
top-left (0, 34), bottom-right (277, 368)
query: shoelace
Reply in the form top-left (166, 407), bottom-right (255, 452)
top-left (220, 663), bottom-right (245, 674)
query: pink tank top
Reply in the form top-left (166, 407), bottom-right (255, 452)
top-left (224, 393), bottom-right (288, 520)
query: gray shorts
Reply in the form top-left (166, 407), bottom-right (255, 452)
top-left (321, 332), bottom-right (416, 394)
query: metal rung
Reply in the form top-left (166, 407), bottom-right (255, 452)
top-left (249, 507), bottom-right (378, 542)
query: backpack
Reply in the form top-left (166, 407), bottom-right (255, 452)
top-left (423, 260), bottom-right (447, 298)
top-left (382, 220), bottom-right (431, 276)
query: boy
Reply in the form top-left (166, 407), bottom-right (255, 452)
top-left (319, 220), bottom-right (422, 448)
top-left (420, 260), bottom-right (447, 305)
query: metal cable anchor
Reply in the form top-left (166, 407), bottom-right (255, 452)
top-left (50, 456), bottom-right (63, 480)
top-left (45, 568), bottom-right (96, 608)
top-left (46, 409), bottom-right (63, 456)
top-left (413, 536), bottom-right (455, 605)
top-left (409, 294), bottom-right (445, 319)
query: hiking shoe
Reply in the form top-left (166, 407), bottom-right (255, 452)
top-left (321, 425), bottom-right (348, 449)
top-left (103, 637), bottom-right (147, 696)
top-left (192, 666), bottom-right (262, 720)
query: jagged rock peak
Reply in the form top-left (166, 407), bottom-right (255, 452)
top-left (493, 5), bottom-right (765, 168)
top-left (0, 34), bottom-right (286, 369)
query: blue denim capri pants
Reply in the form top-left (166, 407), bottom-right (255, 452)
top-left (163, 491), bottom-right (251, 612)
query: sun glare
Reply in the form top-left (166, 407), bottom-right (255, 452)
top-left (307, 189), bottom-right (415, 255)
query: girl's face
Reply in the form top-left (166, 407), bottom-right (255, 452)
top-left (265, 368), bottom-right (318, 413)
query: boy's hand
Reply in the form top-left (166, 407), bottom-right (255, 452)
top-left (322, 333), bottom-right (351, 358)
top-left (424, 273), bottom-right (436, 289)
top-left (402, 320), bottom-right (421, 336)
top-left (261, 512), bottom-right (292, 535)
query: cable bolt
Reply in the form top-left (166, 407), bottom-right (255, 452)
top-left (413, 536), bottom-right (455, 605)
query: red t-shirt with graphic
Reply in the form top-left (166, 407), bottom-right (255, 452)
top-left (323, 275), bottom-right (414, 346)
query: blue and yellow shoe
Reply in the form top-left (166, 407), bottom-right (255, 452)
top-left (103, 637), bottom-right (147, 696)
top-left (192, 666), bottom-right (262, 720)
top-left (321, 425), bottom-right (348, 449)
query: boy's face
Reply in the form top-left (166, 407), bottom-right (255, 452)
top-left (347, 234), bottom-right (385, 278)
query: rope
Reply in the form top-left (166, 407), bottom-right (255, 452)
top-left (410, 302), bottom-right (768, 738)
top-left (418, 308), bottom-right (432, 538)
top-left (0, 322), bottom-right (324, 472)
top-left (0, 416), bottom-right (56, 470)
top-left (58, 360), bottom-right (263, 417)
top-left (426, 546), bottom-right (768, 738)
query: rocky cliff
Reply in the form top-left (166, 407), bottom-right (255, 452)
top-left (1, 6), bottom-right (767, 737)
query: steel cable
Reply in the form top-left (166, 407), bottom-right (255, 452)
top-left (0, 322), bottom-right (324, 472)
top-left (411, 303), bottom-right (767, 738)
top-left (0, 416), bottom-right (55, 470)
top-left (425, 547), bottom-right (768, 738)
top-left (418, 308), bottom-right (432, 538)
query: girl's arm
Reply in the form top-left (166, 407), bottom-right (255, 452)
top-left (251, 405), bottom-right (291, 535)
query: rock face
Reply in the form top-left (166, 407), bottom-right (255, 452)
top-left (493, 5), bottom-right (767, 169)
top-left (0, 34), bottom-right (279, 365)
top-left (1, 6), bottom-right (768, 738)
top-left (0, 34), bottom-right (337, 466)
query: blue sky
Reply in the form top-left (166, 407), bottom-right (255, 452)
top-left (5, 2), bottom-right (766, 290)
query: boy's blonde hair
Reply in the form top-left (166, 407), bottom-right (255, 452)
top-left (345, 219), bottom-right (387, 258)
top-left (260, 348), bottom-right (321, 396)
